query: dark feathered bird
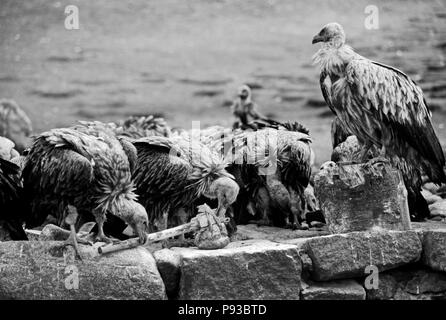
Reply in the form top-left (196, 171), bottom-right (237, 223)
top-left (313, 22), bottom-right (446, 220)
top-left (132, 134), bottom-right (239, 232)
top-left (0, 157), bottom-right (27, 240)
top-left (22, 126), bottom-right (148, 245)
top-left (206, 123), bottom-right (314, 228)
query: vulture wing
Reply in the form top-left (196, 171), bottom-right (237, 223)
top-left (132, 137), bottom-right (192, 210)
top-left (278, 131), bottom-right (313, 191)
top-left (22, 129), bottom-right (95, 227)
top-left (342, 58), bottom-right (446, 182)
top-left (320, 70), bottom-right (337, 114)
top-left (0, 158), bottom-right (20, 205)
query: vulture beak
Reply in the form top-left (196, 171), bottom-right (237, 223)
top-left (312, 34), bottom-right (324, 44)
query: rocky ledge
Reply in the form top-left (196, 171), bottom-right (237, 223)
top-left (0, 221), bottom-right (445, 300)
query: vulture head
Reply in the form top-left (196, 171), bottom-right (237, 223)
top-left (237, 85), bottom-right (252, 101)
top-left (209, 176), bottom-right (240, 218)
top-left (312, 22), bottom-right (346, 47)
top-left (114, 200), bottom-right (148, 243)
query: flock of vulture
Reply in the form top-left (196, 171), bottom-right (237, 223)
top-left (1, 23), bottom-right (445, 251)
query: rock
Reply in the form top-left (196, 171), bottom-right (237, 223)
top-left (303, 230), bottom-right (421, 281)
top-left (301, 279), bottom-right (366, 300)
top-left (366, 267), bottom-right (446, 300)
top-left (236, 224), bottom-right (328, 242)
top-left (421, 229), bottom-right (446, 272)
top-left (315, 161), bottom-right (411, 234)
top-left (0, 136), bottom-right (16, 160)
top-left (421, 189), bottom-right (442, 205)
top-left (429, 200), bottom-right (446, 217)
top-left (423, 182), bottom-right (440, 194)
top-left (0, 241), bottom-right (166, 299)
top-left (172, 240), bottom-right (302, 299)
top-left (153, 249), bottom-right (182, 299)
top-left (39, 224), bottom-right (71, 241)
top-left (365, 273), bottom-right (399, 300)
top-left (0, 99), bottom-right (32, 152)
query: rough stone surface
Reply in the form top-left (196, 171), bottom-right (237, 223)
top-left (366, 267), bottom-right (446, 300)
top-left (236, 224), bottom-right (328, 242)
top-left (429, 200), bottom-right (446, 217)
top-left (421, 229), bottom-right (446, 272)
top-left (172, 239), bottom-right (302, 300)
top-left (421, 189), bottom-right (442, 206)
top-left (153, 248), bottom-right (182, 299)
top-left (301, 279), bottom-right (366, 300)
top-left (0, 241), bottom-right (166, 299)
top-left (365, 273), bottom-right (399, 300)
top-left (304, 230), bottom-right (422, 281)
top-left (315, 161), bottom-right (411, 233)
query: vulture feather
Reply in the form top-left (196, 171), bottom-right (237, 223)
top-left (132, 134), bottom-right (239, 232)
top-left (22, 126), bottom-right (148, 242)
top-left (313, 22), bottom-right (446, 220)
top-left (204, 124), bottom-right (314, 227)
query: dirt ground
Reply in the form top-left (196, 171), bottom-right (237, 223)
top-left (0, 0), bottom-right (445, 166)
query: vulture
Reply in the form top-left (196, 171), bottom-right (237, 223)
top-left (313, 22), bottom-right (446, 221)
top-left (22, 125), bottom-right (148, 251)
top-left (115, 114), bottom-right (172, 139)
top-left (132, 133), bottom-right (239, 233)
top-left (0, 99), bottom-right (32, 153)
top-left (0, 157), bottom-right (27, 240)
top-left (231, 85), bottom-right (268, 130)
top-left (205, 122), bottom-right (314, 228)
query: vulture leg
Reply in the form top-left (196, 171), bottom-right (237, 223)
top-left (94, 217), bottom-right (115, 244)
top-left (63, 205), bottom-right (91, 261)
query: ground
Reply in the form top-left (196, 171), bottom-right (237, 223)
top-left (0, 0), bottom-right (445, 166)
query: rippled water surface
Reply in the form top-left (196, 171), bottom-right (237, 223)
top-left (0, 0), bottom-right (445, 164)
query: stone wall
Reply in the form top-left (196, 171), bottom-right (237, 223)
top-left (0, 221), bottom-right (445, 300)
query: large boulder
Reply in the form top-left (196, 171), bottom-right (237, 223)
top-left (421, 229), bottom-right (446, 272)
top-left (153, 248), bottom-right (182, 299)
top-left (301, 279), bottom-right (365, 300)
top-left (171, 240), bottom-right (302, 300)
top-left (235, 224), bottom-right (328, 242)
top-left (0, 241), bottom-right (166, 299)
top-left (315, 161), bottom-right (411, 233)
top-left (366, 267), bottom-right (446, 300)
top-left (302, 230), bottom-right (422, 281)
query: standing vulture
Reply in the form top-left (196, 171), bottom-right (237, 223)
top-left (132, 134), bottom-right (239, 233)
top-left (313, 22), bottom-right (446, 220)
top-left (22, 126), bottom-right (148, 248)
top-left (231, 85), bottom-right (268, 130)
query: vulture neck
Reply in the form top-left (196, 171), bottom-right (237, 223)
top-left (313, 44), bottom-right (356, 76)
